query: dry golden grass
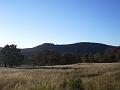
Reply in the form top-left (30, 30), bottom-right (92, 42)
top-left (0, 63), bottom-right (120, 90)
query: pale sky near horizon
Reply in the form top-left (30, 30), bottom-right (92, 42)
top-left (0, 0), bottom-right (120, 48)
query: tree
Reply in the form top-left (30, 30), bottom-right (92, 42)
top-left (62, 53), bottom-right (77, 65)
top-left (93, 53), bottom-right (105, 63)
top-left (31, 49), bottom-right (61, 66)
top-left (1, 44), bottom-right (24, 67)
top-left (104, 47), bottom-right (120, 62)
top-left (81, 54), bottom-right (89, 63)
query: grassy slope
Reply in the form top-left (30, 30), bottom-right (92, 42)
top-left (0, 63), bottom-right (120, 90)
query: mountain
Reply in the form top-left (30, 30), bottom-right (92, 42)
top-left (22, 42), bottom-right (114, 57)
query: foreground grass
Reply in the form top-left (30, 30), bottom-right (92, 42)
top-left (0, 63), bottom-right (120, 90)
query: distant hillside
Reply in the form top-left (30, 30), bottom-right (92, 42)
top-left (22, 42), bottom-right (114, 57)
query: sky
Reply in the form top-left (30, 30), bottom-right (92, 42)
top-left (0, 0), bottom-right (120, 48)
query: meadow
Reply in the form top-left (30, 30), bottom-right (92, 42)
top-left (0, 63), bottom-right (120, 90)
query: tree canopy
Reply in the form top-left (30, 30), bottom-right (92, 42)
top-left (0, 44), bottom-right (24, 67)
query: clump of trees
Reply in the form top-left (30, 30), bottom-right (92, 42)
top-left (30, 49), bottom-right (61, 66)
top-left (104, 47), bottom-right (120, 63)
top-left (0, 44), bottom-right (24, 67)
top-left (62, 53), bottom-right (77, 64)
top-left (29, 50), bottom-right (81, 66)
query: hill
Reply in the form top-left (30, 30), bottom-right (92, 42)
top-left (22, 42), bottom-right (114, 57)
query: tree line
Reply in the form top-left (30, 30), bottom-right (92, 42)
top-left (29, 47), bottom-right (120, 66)
top-left (0, 44), bottom-right (120, 67)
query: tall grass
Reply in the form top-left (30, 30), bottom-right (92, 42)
top-left (0, 63), bottom-right (119, 90)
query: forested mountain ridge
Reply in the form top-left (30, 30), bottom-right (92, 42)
top-left (0, 42), bottom-right (119, 66)
top-left (22, 42), bottom-right (114, 57)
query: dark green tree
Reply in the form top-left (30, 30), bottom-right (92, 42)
top-left (81, 54), bottom-right (89, 63)
top-left (62, 53), bottom-right (77, 65)
top-left (31, 49), bottom-right (61, 66)
top-left (104, 47), bottom-right (120, 63)
top-left (93, 53), bottom-right (105, 63)
top-left (1, 44), bottom-right (24, 67)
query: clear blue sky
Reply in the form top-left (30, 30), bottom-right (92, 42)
top-left (0, 0), bottom-right (120, 48)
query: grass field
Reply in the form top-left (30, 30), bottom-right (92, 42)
top-left (0, 63), bottom-right (120, 90)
